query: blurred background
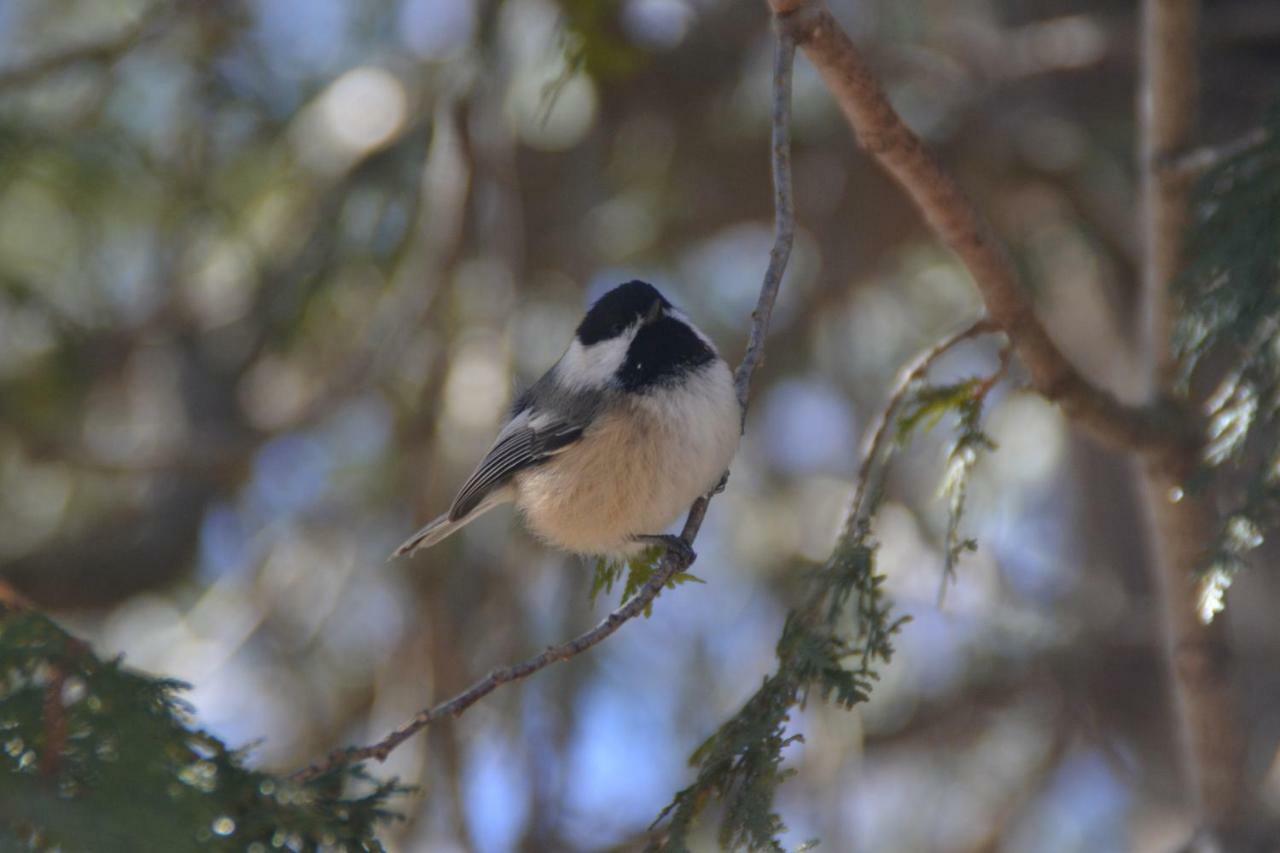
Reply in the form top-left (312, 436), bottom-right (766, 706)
top-left (2, 0), bottom-right (1280, 850)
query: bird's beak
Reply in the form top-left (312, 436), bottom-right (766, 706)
top-left (645, 300), bottom-right (664, 324)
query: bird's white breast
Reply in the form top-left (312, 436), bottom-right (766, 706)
top-left (513, 360), bottom-right (740, 555)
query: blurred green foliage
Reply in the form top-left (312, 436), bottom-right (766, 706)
top-left (557, 0), bottom-right (646, 80)
top-left (0, 604), bottom-right (406, 852)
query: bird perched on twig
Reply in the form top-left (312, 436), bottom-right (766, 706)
top-left (393, 280), bottom-right (740, 561)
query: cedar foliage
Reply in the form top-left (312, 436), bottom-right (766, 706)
top-left (0, 603), bottom-right (405, 852)
top-left (1176, 109), bottom-right (1280, 618)
top-left (648, 365), bottom-right (999, 850)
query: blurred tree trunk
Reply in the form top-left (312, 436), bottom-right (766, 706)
top-left (1136, 0), bottom-right (1247, 836)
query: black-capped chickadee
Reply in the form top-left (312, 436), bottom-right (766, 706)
top-left (393, 280), bottom-right (741, 559)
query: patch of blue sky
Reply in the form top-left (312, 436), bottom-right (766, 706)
top-left (247, 0), bottom-right (357, 80)
top-left (197, 502), bottom-right (255, 582)
top-left (463, 730), bottom-right (532, 853)
top-left (398, 0), bottom-right (477, 61)
top-left (892, 604), bottom-right (978, 699)
top-left (760, 377), bottom-right (858, 475)
top-left (981, 492), bottom-right (1075, 605)
top-left (562, 681), bottom-right (684, 847)
top-left (1006, 749), bottom-right (1131, 853)
top-left (314, 394), bottom-right (393, 468)
top-left (248, 433), bottom-right (333, 518)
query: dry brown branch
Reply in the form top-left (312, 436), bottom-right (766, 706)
top-left (293, 28), bottom-right (799, 783)
top-left (1136, 0), bottom-right (1248, 837)
top-left (768, 0), bottom-right (1193, 458)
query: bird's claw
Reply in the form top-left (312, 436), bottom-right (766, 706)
top-left (633, 534), bottom-right (697, 567)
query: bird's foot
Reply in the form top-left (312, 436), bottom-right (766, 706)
top-left (633, 534), bottom-right (696, 567)
top-left (709, 471), bottom-right (730, 497)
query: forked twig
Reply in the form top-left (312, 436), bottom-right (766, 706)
top-left (846, 319), bottom-right (998, 532)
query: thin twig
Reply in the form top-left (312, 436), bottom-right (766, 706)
top-left (734, 33), bottom-right (796, 419)
top-left (293, 29), bottom-right (799, 784)
top-left (1161, 127), bottom-right (1269, 181)
top-left (845, 318), bottom-right (998, 533)
top-left (296, 499), bottom-right (711, 781)
top-left (0, 4), bottom-right (178, 93)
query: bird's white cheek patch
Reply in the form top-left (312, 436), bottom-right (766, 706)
top-left (558, 334), bottom-right (632, 389)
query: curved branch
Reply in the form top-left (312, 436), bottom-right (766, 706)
top-left (734, 34), bottom-right (796, 417)
top-left (769, 0), bottom-right (1193, 457)
top-left (294, 29), bottom-right (799, 783)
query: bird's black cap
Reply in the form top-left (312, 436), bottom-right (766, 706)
top-left (575, 280), bottom-right (670, 345)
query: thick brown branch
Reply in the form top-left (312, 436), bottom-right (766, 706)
top-left (294, 29), bottom-right (800, 783)
top-left (769, 1), bottom-right (1191, 457)
top-left (1137, 0), bottom-right (1248, 837)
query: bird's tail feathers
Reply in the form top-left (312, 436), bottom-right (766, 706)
top-left (390, 489), bottom-right (511, 559)
top-left (391, 513), bottom-right (458, 558)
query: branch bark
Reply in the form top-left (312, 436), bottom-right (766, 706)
top-left (294, 29), bottom-right (799, 783)
top-left (769, 0), bottom-right (1194, 458)
top-left (1137, 0), bottom-right (1247, 837)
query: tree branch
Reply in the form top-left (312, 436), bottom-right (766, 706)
top-left (768, 0), bottom-right (1193, 458)
top-left (734, 34), bottom-right (796, 417)
top-left (293, 28), bottom-right (799, 784)
top-left (1136, 0), bottom-right (1249, 838)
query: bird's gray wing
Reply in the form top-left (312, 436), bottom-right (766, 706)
top-left (448, 408), bottom-right (585, 521)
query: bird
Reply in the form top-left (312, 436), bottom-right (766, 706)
top-left (392, 280), bottom-right (741, 561)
